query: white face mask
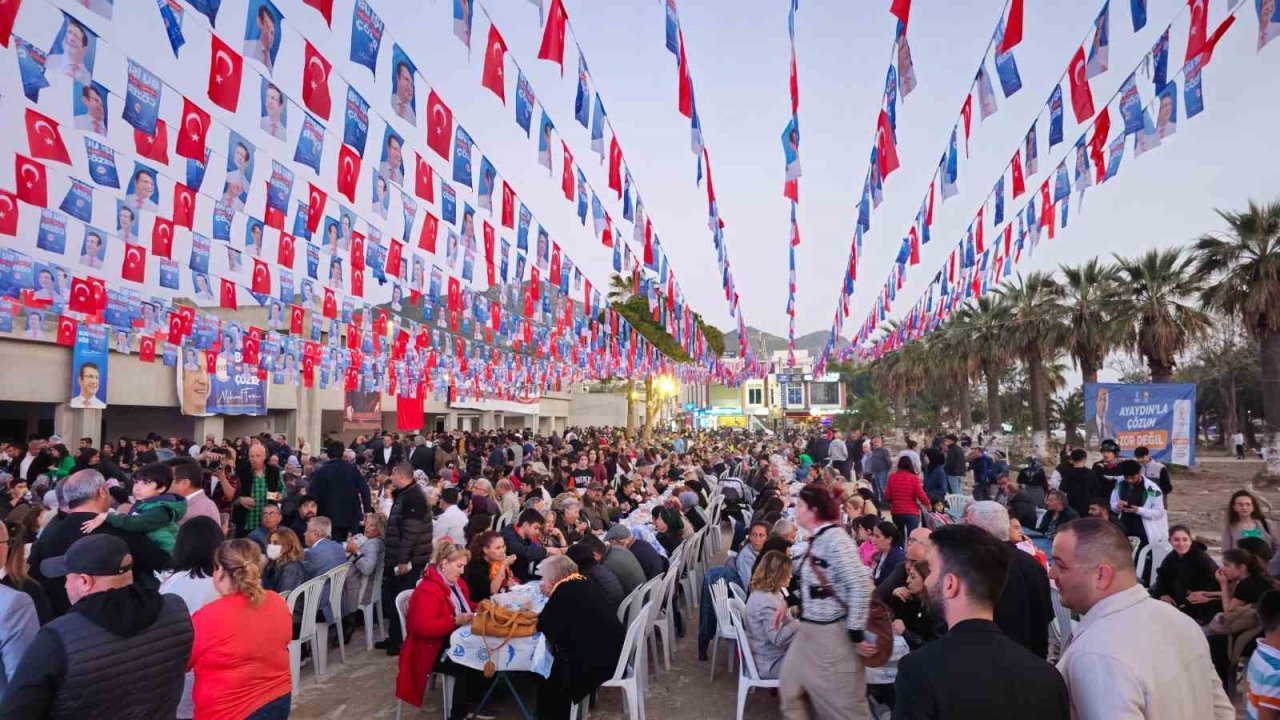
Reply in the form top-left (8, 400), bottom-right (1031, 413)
top-left (266, 544), bottom-right (283, 560)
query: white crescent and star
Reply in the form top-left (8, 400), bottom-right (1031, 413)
top-left (214, 50), bottom-right (234, 85)
top-left (184, 111), bottom-right (205, 143)
top-left (307, 55), bottom-right (327, 90)
top-left (33, 119), bottom-right (59, 148)
top-left (125, 246), bottom-right (142, 270)
top-left (19, 162), bottom-right (41, 189)
top-left (0, 195), bottom-right (12, 218)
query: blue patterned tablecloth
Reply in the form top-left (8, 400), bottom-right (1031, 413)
top-left (447, 582), bottom-right (554, 678)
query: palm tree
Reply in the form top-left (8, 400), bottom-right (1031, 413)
top-left (1060, 258), bottom-right (1123, 385)
top-left (996, 272), bottom-right (1066, 461)
top-left (951, 295), bottom-right (1012, 436)
top-left (1195, 199), bottom-right (1280, 479)
top-left (1055, 389), bottom-right (1086, 445)
top-left (1114, 248), bottom-right (1209, 383)
top-left (928, 321), bottom-right (977, 433)
top-left (607, 272), bottom-right (632, 304)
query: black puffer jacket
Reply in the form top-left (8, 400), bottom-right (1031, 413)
top-left (1150, 541), bottom-right (1219, 606)
top-left (385, 482), bottom-right (433, 568)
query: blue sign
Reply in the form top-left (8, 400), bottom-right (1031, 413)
top-left (349, 0), bottom-right (384, 75)
top-left (179, 349), bottom-right (267, 416)
top-left (1084, 383), bottom-right (1196, 466)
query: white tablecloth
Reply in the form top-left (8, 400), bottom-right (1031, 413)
top-left (446, 582), bottom-right (554, 678)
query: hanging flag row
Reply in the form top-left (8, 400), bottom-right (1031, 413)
top-left (781, 0), bottom-right (801, 367)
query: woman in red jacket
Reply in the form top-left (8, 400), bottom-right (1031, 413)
top-left (395, 539), bottom-right (479, 720)
top-left (884, 456), bottom-right (930, 535)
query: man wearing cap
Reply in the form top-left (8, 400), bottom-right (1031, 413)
top-left (581, 482), bottom-right (612, 531)
top-left (1, 535), bottom-right (193, 718)
top-left (605, 524), bottom-right (666, 581)
top-left (309, 442), bottom-right (371, 542)
top-left (1110, 458), bottom-right (1169, 549)
top-left (1092, 439), bottom-right (1125, 500)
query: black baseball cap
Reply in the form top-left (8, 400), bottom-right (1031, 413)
top-left (39, 534), bottom-right (133, 578)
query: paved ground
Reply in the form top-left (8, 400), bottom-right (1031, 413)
top-left (291, 531), bottom-right (783, 720)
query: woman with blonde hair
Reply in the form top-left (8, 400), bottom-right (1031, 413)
top-left (189, 539), bottom-right (292, 720)
top-left (745, 550), bottom-right (799, 679)
top-left (262, 527), bottom-right (306, 594)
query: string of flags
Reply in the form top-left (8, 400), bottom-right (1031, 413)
top-left (782, 0), bottom-right (801, 369)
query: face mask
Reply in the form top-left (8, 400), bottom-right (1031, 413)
top-left (266, 544), bottom-right (283, 560)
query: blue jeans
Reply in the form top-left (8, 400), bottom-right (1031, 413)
top-left (946, 475), bottom-right (963, 495)
top-left (873, 470), bottom-right (889, 499)
top-left (246, 694), bottom-right (291, 720)
top-left (892, 513), bottom-right (921, 537)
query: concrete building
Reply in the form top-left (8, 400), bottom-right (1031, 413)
top-left (682, 349), bottom-right (845, 430)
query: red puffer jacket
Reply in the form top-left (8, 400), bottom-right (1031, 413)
top-left (395, 565), bottom-right (471, 707)
top-left (884, 470), bottom-right (930, 516)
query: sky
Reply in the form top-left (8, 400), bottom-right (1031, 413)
top-left (5, 0), bottom-right (1278, 378)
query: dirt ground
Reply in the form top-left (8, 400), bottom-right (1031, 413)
top-left (1163, 455), bottom-right (1273, 553)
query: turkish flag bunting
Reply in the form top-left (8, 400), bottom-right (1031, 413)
top-left (975, 208), bottom-right (985, 252)
top-left (69, 277), bottom-right (96, 314)
top-left (482, 25), bottom-right (508, 102)
top-left (139, 336), bottom-right (157, 362)
top-left (207, 35), bottom-right (243, 112)
top-left (0, 189), bottom-right (18, 235)
top-left (0, 0), bottom-right (18, 47)
top-left (1202, 14), bottom-right (1236, 66)
top-left (277, 232), bottom-right (296, 267)
top-left (447, 277), bottom-right (461, 311)
top-left (251, 258), bottom-right (271, 294)
top-left (677, 33), bottom-right (692, 118)
top-left (176, 98), bottom-right (211, 160)
top-left (121, 243), bottom-right (147, 283)
top-left (302, 41), bottom-right (333, 120)
top-left (176, 305), bottom-right (194, 334)
top-left (89, 277), bottom-right (107, 313)
top-left (336, 144), bottom-right (360, 202)
top-left (414, 153), bottom-right (435, 202)
top-left (350, 233), bottom-right (365, 270)
top-left (602, 213), bottom-right (613, 247)
top-left (875, 110), bottom-right (900, 179)
top-left (1186, 0), bottom-right (1207, 62)
top-left (1011, 150), bottom-right (1026, 197)
top-left (538, 0), bottom-right (569, 74)
top-left (134, 119), bottom-right (170, 164)
top-left (323, 288), bottom-right (337, 319)
top-left (351, 267), bottom-right (364, 297)
top-left (172, 183), bottom-right (196, 229)
top-left (244, 328), bottom-right (261, 365)
top-left (151, 217), bottom-right (175, 259)
top-left (426, 91), bottom-right (453, 159)
top-left (561, 143), bottom-right (575, 200)
top-left (302, 0), bottom-right (334, 25)
top-left (290, 304), bottom-right (305, 333)
top-left (999, 0), bottom-right (1023, 52)
top-left (1089, 108), bottom-right (1111, 184)
top-left (306, 184), bottom-right (326, 234)
top-left (501, 182), bottom-right (515, 228)
top-left (419, 211), bottom-right (439, 252)
top-left (608, 137), bottom-right (623, 196)
top-left (387, 238), bottom-right (403, 278)
top-left (25, 109), bottom-right (72, 164)
top-left (166, 312), bottom-right (184, 341)
top-left (14, 154), bottom-right (48, 208)
top-left (205, 350), bottom-right (218, 375)
top-left (264, 202), bottom-right (285, 230)
top-left (1067, 47), bottom-right (1095, 123)
top-left (56, 315), bottom-right (77, 347)
top-left (890, 0), bottom-right (912, 29)
top-left (220, 278), bottom-right (238, 309)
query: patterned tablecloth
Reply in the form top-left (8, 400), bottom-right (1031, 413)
top-left (446, 582), bottom-right (554, 678)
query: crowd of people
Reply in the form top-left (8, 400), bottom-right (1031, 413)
top-left (0, 423), bottom-right (1274, 719)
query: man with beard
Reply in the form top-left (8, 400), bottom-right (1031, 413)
top-left (893, 524), bottom-right (1069, 719)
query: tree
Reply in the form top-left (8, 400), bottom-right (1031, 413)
top-left (1054, 389), bottom-right (1086, 446)
top-left (996, 272), bottom-right (1066, 461)
top-left (1060, 258), bottom-right (1123, 385)
top-left (927, 323), bottom-right (977, 432)
top-left (1195, 199), bottom-right (1280, 479)
top-left (951, 295), bottom-right (1012, 435)
top-left (1114, 248), bottom-right (1209, 383)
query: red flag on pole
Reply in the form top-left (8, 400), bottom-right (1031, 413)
top-left (1067, 47), bottom-right (1095, 122)
top-left (56, 315), bottom-right (77, 347)
top-left (481, 25), bottom-right (508, 103)
top-left (278, 232), bottom-right (295, 267)
top-left (0, 189), bottom-right (17, 235)
top-left (302, 41), bottom-right (333, 120)
top-left (251, 258), bottom-right (271, 294)
top-left (1186, 0), bottom-right (1208, 62)
top-left (207, 35), bottom-right (243, 112)
top-left (0, 0), bottom-right (19, 47)
top-left (538, 0), bottom-right (569, 74)
top-left (419, 211), bottom-right (439, 252)
top-left (608, 137), bottom-right (623, 196)
top-left (677, 32), bottom-right (693, 118)
top-left (1011, 150), bottom-right (1026, 197)
top-left (501, 181), bottom-right (515, 228)
top-left (889, 0), bottom-right (912, 29)
top-left (875, 110), bottom-right (900, 179)
top-left (220, 279), bottom-right (238, 309)
top-left (25, 109), bottom-right (71, 164)
top-left (561, 143), bottom-right (575, 200)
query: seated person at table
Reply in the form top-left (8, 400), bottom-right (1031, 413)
top-left (504, 508), bottom-right (565, 583)
top-left (536, 555), bottom-right (626, 720)
top-left (395, 538), bottom-right (482, 720)
top-left (463, 530), bottom-right (517, 606)
top-left (567, 542), bottom-right (624, 614)
top-left (654, 508), bottom-right (689, 556)
top-left (605, 525), bottom-right (666, 581)
top-left (744, 550), bottom-right (799, 679)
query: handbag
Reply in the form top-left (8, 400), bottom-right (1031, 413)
top-left (470, 599), bottom-right (538, 677)
top-left (804, 529), bottom-right (895, 668)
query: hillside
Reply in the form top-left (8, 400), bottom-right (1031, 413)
top-left (725, 327), bottom-right (830, 356)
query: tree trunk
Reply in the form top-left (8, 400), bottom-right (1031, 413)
top-left (641, 376), bottom-right (656, 443)
top-left (1148, 355), bottom-right (1175, 384)
top-left (1220, 374), bottom-right (1239, 443)
top-left (1080, 355), bottom-right (1100, 387)
top-left (625, 379), bottom-right (636, 440)
top-left (957, 378), bottom-right (973, 436)
top-left (1265, 332), bottom-right (1280, 479)
top-left (985, 360), bottom-right (1002, 435)
top-left (1028, 348), bottom-right (1049, 462)
top-left (893, 388), bottom-right (906, 435)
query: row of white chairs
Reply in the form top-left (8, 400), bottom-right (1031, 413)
top-left (282, 558), bottom-right (389, 696)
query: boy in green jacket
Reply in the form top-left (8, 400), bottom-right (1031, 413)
top-left (81, 461), bottom-right (187, 553)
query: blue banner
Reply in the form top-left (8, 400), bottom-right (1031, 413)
top-left (15, 36), bottom-right (50, 103)
top-left (349, 0), bottom-right (385, 75)
top-left (72, 324), bottom-right (109, 408)
top-left (344, 86), bottom-right (369, 157)
top-left (37, 210), bottom-right (68, 255)
top-left (1048, 85), bottom-right (1064, 148)
top-left (180, 349), bottom-right (267, 416)
top-left (59, 179), bottom-right (94, 223)
top-left (123, 60), bottom-right (162, 135)
top-left (294, 113), bottom-right (325, 174)
top-left (515, 72), bottom-right (534, 137)
top-left (1084, 383), bottom-right (1196, 465)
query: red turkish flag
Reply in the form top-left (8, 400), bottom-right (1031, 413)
top-left (243, 332), bottom-right (260, 366)
top-left (1067, 47), bottom-right (1095, 123)
top-left (602, 213), bottom-right (613, 247)
top-left (336, 144), bottom-right (360, 202)
top-left (220, 279), bottom-right (238, 309)
top-left (121, 243), bottom-right (147, 283)
top-left (419, 211), bottom-right (439, 252)
top-left (172, 183), bottom-right (196, 229)
top-left (207, 35), bottom-right (243, 112)
top-left (264, 201), bottom-right (285, 230)
top-left (414, 153), bottom-right (435, 201)
top-left (176, 98), bottom-right (211, 160)
top-left (205, 350), bottom-right (218, 375)
top-left (447, 277), bottom-right (461, 311)
top-left (501, 182), bottom-right (515, 228)
top-left (302, 0), bottom-right (333, 24)
top-left (1011, 150), bottom-right (1025, 197)
top-left (1089, 108), bottom-right (1111, 184)
top-left (133, 119), bottom-right (170, 164)
top-left (14, 154), bottom-right (48, 208)
top-left (139, 336), bottom-right (157, 362)
top-left (426, 91), bottom-right (453, 159)
top-left (176, 305), bottom-right (194, 335)
top-left (350, 233), bottom-right (366, 270)
top-left (482, 25), bottom-right (508, 102)
top-left (320, 289), bottom-right (335, 320)
top-left (290, 304), bottom-right (305, 333)
top-left (56, 315), bottom-right (77, 347)
top-left (69, 277), bottom-right (96, 314)
top-left (538, 0), bottom-right (569, 73)
top-left (999, 0), bottom-right (1023, 52)
top-left (25, 109), bottom-right (71, 164)
top-left (277, 232), bottom-right (296, 267)
top-left (677, 33), bottom-right (692, 118)
top-left (306, 184), bottom-right (327, 234)
top-left (302, 41), bottom-right (333, 120)
top-left (166, 312), bottom-right (185, 341)
top-left (890, 0), bottom-right (912, 29)
top-left (975, 208), bottom-right (985, 253)
top-left (0, 189), bottom-right (18, 235)
top-left (608, 137), bottom-right (623, 196)
top-left (88, 277), bottom-right (107, 313)
top-left (151, 217), bottom-right (175, 259)
top-left (875, 110), bottom-right (900, 179)
top-left (1186, 0), bottom-right (1208, 62)
top-left (251, 258), bottom-right (272, 294)
top-left (0, 0), bottom-right (18, 47)
top-left (351, 267), bottom-right (364, 298)
top-left (561, 143), bottom-right (575, 200)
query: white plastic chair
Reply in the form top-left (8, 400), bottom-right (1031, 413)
top-left (944, 494), bottom-right (969, 521)
top-left (726, 597), bottom-right (779, 720)
top-left (394, 589), bottom-right (455, 720)
top-left (707, 580), bottom-right (737, 682)
top-left (317, 562), bottom-right (353, 667)
top-left (1050, 586), bottom-right (1076, 648)
top-left (284, 575), bottom-right (327, 695)
top-left (728, 583), bottom-right (747, 605)
top-left (571, 601), bottom-right (651, 720)
top-left (358, 562), bottom-right (386, 651)
top-left (617, 580), bottom-right (648, 628)
top-left (645, 561), bottom-right (679, 674)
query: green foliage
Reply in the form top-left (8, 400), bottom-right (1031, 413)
top-left (612, 296), bottom-right (692, 363)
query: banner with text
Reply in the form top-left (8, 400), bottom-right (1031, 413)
top-left (1084, 382), bottom-right (1195, 466)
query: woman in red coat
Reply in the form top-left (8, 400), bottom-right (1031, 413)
top-left (395, 539), bottom-right (477, 720)
top-left (884, 455), bottom-right (930, 535)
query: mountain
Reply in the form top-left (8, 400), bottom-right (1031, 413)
top-left (725, 327), bottom-right (831, 356)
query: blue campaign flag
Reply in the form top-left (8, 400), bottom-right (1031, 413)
top-left (1105, 134), bottom-right (1125, 181)
top-left (1048, 85), bottom-right (1064, 148)
top-left (266, 160), bottom-right (293, 214)
top-left (940, 131), bottom-right (959, 199)
top-left (515, 71), bottom-right (534, 137)
top-left (1151, 29), bottom-right (1169, 94)
top-left (158, 259), bottom-right (179, 290)
top-left (441, 183), bottom-right (457, 224)
top-left (517, 204), bottom-right (530, 250)
top-left (622, 174), bottom-right (633, 221)
top-left (894, 237), bottom-right (911, 266)
top-left (612, 240), bottom-right (622, 272)
top-left (15, 36), bottom-right (50, 103)
top-left (157, 0), bottom-right (185, 57)
top-left (452, 125), bottom-right (473, 187)
top-left (343, 86), bottom-right (369, 157)
top-left (59, 179), bottom-right (94, 223)
top-left (293, 113), bottom-right (325, 174)
top-left (993, 22), bottom-right (1022, 98)
top-left (1086, 3), bottom-right (1110, 79)
top-left (575, 169), bottom-right (588, 223)
top-left (1130, 0), bottom-right (1147, 31)
top-left (37, 210), bottom-right (67, 255)
top-left (884, 65), bottom-right (898, 134)
top-left (186, 148), bottom-right (210, 192)
top-left (188, 0), bottom-right (221, 24)
top-left (1083, 383), bottom-right (1197, 465)
top-left (1119, 74), bottom-right (1144, 135)
top-left (994, 176), bottom-right (1005, 225)
top-left (349, 0), bottom-right (385, 75)
top-left (292, 201), bottom-right (312, 241)
top-left (190, 233), bottom-right (210, 272)
top-left (123, 61), bottom-right (162, 135)
top-left (212, 202), bottom-right (233, 242)
top-left (1184, 55), bottom-right (1204, 119)
top-left (591, 95), bottom-right (606, 156)
top-left (574, 56), bottom-right (590, 128)
top-left (665, 0), bottom-right (680, 55)
top-left (84, 137), bottom-right (120, 189)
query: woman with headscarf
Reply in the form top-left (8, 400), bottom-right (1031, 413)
top-left (679, 490), bottom-right (705, 532)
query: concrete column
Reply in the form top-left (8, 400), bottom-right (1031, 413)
top-left (192, 416), bottom-right (226, 444)
top-left (294, 383), bottom-right (321, 451)
top-left (522, 414), bottom-right (536, 431)
top-left (480, 411), bottom-right (496, 431)
top-left (445, 411), bottom-right (459, 431)
top-left (54, 404), bottom-right (103, 448)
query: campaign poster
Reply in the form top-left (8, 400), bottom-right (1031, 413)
top-left (179, 349), bottom-right (267, 416)
top-left (441, 183), bottom-right (457, 224)
top-left (390, 44), bottom-right (417, 125)
top-left (452, 125), bottom-right (473, 187)
top-left (349, 0), bottom-right (385, 75)
top-left (223, 132), bottom-right (256, 210)
top-left (16, 36), bottom-right (51, 103)
top-left (1084, 383), bottom-right (1196, 466)
top-left (71, 323), bottom-right (108, 409)
top-left (125, 163), bottom-right (160, 213)
top-left (260, 79), bottom-right (287, 140)
top-left (372, 171), bottom-right (390, 218)
top-left (344, 85), bottom-right (370, 156)
top-left (72, 81), bottom-right (109, 137)
top-left (50, 12), bottom-right (98, 86)
top-left (294, 113), bottom-right (324, 173)
top-left (243, 0), bottom-right (283, 73)
top-left (59, 179), bottom-right (94, 224)
top-left (187, 147), bottom-right (211, 192)
top-left (379, 126), bottom-right (405, 184)
top-left (123, 60), bottom-right (162, 135)
top-left (343, 389), bottom-right (382, 431)
top-left (37, 210), bottom-right (68, 255)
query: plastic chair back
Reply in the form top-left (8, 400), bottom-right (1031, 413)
top-left (726, 598), bottom-right (764, 681)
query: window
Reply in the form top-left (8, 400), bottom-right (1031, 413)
top-left (747, 387), bottom-right (763, 405)
top-left (786, 384), bottom-right (804, 407)
top-left (810, 382), bottom-right (839, 406)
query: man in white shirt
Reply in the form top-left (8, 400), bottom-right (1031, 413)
top-left (432, 487), bottom-right (467, 544)
top-left (168, 457), bottom-right (220, 526)
top-left (1233, 431), bottom-right (1247, 459)
top-left (70, 363), bottom-right (107, 410)
top-left (1050, 518), bottom-right (1234, 719)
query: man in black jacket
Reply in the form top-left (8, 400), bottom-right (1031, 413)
top-left (963, 501), bottom-right (1053, 659)
top-left (1056, 448), bottom-right (1099, 519)
top-left (308, 443), bottom-right (371, 541)
top-left (409, 435), bottom-right (435, 477)
top-left (943, 434), bottom-right (968, 495)
top-left (28, 470), bottom-right (171, 617)
top-left (2, 534), bottom-right (193, 719)
top-left (894, 524), bottom-right (1069, 719)
top-left (503, 509), bottom-right (565, 583)
top-left (378, 463), bottom-right (432, 656)
top-left (369, 431), bottom-right (403, 471)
